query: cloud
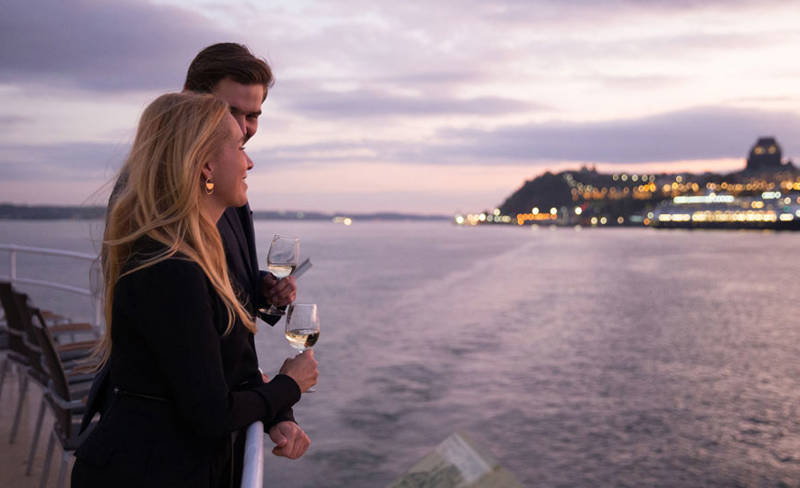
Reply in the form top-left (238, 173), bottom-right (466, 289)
top-left (0, 0), bottom-right (226, 92)
top-left (323, 0), bottom-right (777, 31)
top-left (281, 88), bottom-right (541, 118)
top-left (0, 115), bottom-right (31, 128)
top-left (374, 70), bottom-right (492, 86)
top-left (250, 106), bottom-right (800, 167)
top-left (437, 106), bottom-right (800, 164)
top-left (0, 142), bottom-right (128, 180)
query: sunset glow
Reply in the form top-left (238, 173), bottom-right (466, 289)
top-left (2, 0), bottom-right (799, 213)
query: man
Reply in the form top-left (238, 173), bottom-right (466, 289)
top-left (183, 43), bottom-right (312, 468)
top-left (81, 43), bottom-right (313, 483)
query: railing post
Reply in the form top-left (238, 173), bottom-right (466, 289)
top-left (94, 294), bottom-right (102, 329)
top-left (9, 249), bottom-right (17, 282)
top-left (93, 266), bottom-right (102, 328)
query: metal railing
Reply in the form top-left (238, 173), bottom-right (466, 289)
top-left (0, 244), bottom-right (102, 327)
top-left (241, 421), bottom-right (265, 488)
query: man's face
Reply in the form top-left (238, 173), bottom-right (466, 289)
top-left (212, 78), bottom-right (265, 144)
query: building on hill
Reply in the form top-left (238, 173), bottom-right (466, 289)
top-left (746, 137), bottom-right (782, 172)
top-left (456, 136), bottom-right (800, 228)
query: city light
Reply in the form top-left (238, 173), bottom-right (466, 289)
top-left (455, 147), bottom-right (800, 230)
top-left (516, 212), bottom-right (557, 225)
top-left (674, 195), bottom-right (735, 204)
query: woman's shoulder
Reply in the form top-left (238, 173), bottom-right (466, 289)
top-left (120, 239), bottom-right (207, 288)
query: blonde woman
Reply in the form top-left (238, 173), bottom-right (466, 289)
top-left (72, 93), bottom-right (317, 488)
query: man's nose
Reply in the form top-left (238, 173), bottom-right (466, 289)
top-left (245, 152), bottom-right (254, 170)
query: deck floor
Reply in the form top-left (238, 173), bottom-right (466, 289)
top-left (1, 361), bottom-right (76, 488)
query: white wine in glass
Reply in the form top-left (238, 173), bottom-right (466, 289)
top-left (285, 303), bottom-right (320, 392)
top-left (264, 234), bottom-right (299, 315)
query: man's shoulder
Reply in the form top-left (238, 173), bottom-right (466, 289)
top-left (219, 204), bottom-right (251, 229)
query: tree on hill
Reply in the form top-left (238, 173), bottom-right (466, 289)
top-left (498, 171), bottom-right (573, 214)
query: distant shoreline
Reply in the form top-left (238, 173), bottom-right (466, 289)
top-left (0, 204), bottom-right (451, 222)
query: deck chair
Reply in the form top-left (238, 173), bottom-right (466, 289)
top-left (16, 292), bottom-right (96, 476)
top-left (30, 313), bottom-right (96, 488)
top-left (0, 281), bottom-right (33, 435)
top-left (0, 281), bottom-right (97, 403)
top-left (0, 282), bottom-right (96, 445)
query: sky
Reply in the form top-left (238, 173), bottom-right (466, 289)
top-left (2, 0), bottom-right (800, 214)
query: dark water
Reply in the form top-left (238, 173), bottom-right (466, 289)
top-left (3, 221), bottom-right (800, 487)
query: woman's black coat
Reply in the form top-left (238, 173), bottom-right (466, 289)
top-left (72, 252), bottom-right (300, 487)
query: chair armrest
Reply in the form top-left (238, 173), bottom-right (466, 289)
top-left (40, 310), bottom-right (68, 323)
top-left (56, 340), bottom-right (98, 353)
top-left (63, 358), bottom-right (100, 376)
top-left (66, 373), bottom-right (96, 385)
top-left (67, 383), bottom-right (93, 398)
top-left (58, 346), bottom-right (97, 364)
top-left (50, 322), bottom-right (95, 334)
top-left (46, 382), bottom-right (87, 410)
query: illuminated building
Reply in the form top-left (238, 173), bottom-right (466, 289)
top-left (746, 137), bottom-right (782, 172)
top-left (455, 137), bottom-right (799, 229)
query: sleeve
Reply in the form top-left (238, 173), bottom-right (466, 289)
top-left (127, 260), bottom-right (301, 439)
top-left (266, 407), bottom-right (296, 429)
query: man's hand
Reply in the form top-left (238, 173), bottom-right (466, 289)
top-left (279, 350), bottom-right (318, 393)
top-left (262, 274), bottom-right (297, 307)
top-left (268, 421), bottom-right (310, 459)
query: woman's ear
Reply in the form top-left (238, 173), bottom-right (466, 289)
top-left (201, 162), bottom-right (214, 182)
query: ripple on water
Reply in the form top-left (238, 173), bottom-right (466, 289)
top-left (340, 362), bottom-right (449, 439)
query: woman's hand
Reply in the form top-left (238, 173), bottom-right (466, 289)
top-left (279, 350), bottom-right (318, 393)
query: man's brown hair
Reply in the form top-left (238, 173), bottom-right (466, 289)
top-left (184, 43), bottom-right (274, 100)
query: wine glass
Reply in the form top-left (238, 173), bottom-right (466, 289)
top-left (285, 303), bottom-right (320, 391)
top-left (264, 234), bottom-right (299, 316)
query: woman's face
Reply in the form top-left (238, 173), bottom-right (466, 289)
top-left (207, 113), bottom-right (253, 209)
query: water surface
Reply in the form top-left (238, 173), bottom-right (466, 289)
top-left (2, 220), bottom-right (799, 487)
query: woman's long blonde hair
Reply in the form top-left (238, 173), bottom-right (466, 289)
top-left (98, 92), bottom-right (255, 366)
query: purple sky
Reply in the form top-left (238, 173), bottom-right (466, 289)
top-left (2, 0), bottom-right (799, 213)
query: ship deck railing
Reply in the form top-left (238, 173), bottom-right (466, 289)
top-left (0, 244), bottom-right (102, 327)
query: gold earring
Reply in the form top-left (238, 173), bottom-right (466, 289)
top-left (204, 177), bottom-right (215, 195)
